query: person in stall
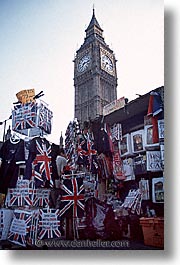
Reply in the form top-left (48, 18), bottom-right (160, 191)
top-left (49, 148), bottom-right (68, 208)
top-left (55, 148), bottom-right (67, 187)
top-left (103, 200), bottom-right (122, 240)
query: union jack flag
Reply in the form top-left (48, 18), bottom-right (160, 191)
top-left (59, 177), bottom-right (85, 218)
top-left (37, 209), bottom-right (63, 240)
top-left (32, 139), bottom-right (53, 187)
top-left (8, 209), bottom-right (33, 247)
top-left (77, 140), bottom-right (87, 159)
top-left (12, 102), bottom-right (37, 132)
top-left (33, 188), bottom-right (50, 208)
top-left (77, 135), bottom-right (97, 157)
top-left (6, 187), bottom-right (34, 207)
top-left (77, 134), bottom-right (97, 172)
top-left (38, 103), bottom-right (53, 134)
top-left (87, 136), bottom-right (97, 156)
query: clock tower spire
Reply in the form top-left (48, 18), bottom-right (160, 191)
top-left (85, 7), bottom-right (104, 41)
top-left (74, 9), bottom-right (118, 127)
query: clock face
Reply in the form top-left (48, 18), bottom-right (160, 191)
top-left (77, 54), bottom-right (91, 73)
top-left (101, 54), bottom-right (114, 73)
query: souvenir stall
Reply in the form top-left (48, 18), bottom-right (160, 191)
top-left (103, 89), bottom-right (164, 247)
top-left (0, 89), bottom-right (66, 248)
top-left (60, 118), bottom-right (144, 241)
top-left (0, 88), bottom-right (164, 249)
top-left (139, 92), bottom-right (164, 248)
top-left (61, 119), bottom-right (98, 239)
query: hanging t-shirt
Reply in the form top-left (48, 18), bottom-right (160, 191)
top-left (77, 133), bottom-right (98, 173)
top-left (25, 136), bottom-right (53, 188)
top-left (0, 138), bottom-right (25, 194)
top-left (93, 128), bottom-right (111, 156)
top-left (97, 153), bottom-right (113, 179)
top-left (77, 133), bottom-right (89, 167)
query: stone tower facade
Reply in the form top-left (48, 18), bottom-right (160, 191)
top-left (74, 9), bottom-right (118, 127)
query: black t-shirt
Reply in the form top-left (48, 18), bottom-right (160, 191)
top-left (0, 138), bottom-right (25, 193)
top-left (94, 129), bottom-right (111, 156)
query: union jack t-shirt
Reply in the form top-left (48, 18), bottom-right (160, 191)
top-left (25, 137), bottom-right (53, 188)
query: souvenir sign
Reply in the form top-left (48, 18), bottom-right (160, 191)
top-left (38, 102), bottom-right (53, 134)
top-left (0, 208), bottom-right (14, 240)
top-left (131, 130), bottom-right (145, 153)
top-left (12, 101), bottom-right (53, 136)
top-left (158, 119), bottom-right (164, 140)
top-left (12, 102), bottom-right (41, 136)
top-left (103, 97), bottom-right (125, 116)
top-left (144, 125), bottom-right (159, 149)
top-left (144, 115), bottom-right (153, 126)
top-left (145, 125), bottom-right (153, 145)
top-left (27, 209), bottom-right (65, 245)
top-left (120, 134), bottom-right (132, 157)
top-left (5, 187), bottom-right (34, 208)
top-left (8, 209), bottom-right (33, 247)
top-left (146, 151), bottom-right (163, 172)
top-left (37, 209), bottom-right (63, 240)
top-left (133, 155), bottom-right (147, 175)
top-left (33, 189), bottom-right (50, 208)
top-left (122, 158), bottom-right (135, 181)
top-left (113, 141), bottom-right (125, 180)
top-left (16, 89), bottom-right (35, 104)
top-left (110, 123), bottom-right (122, 142)
top-left (152, 177), bottom-right (164, 203)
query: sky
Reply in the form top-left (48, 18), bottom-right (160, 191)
top-left (0, 0), bottom-right (164, 145)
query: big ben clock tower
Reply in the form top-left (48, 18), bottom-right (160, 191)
top-left (74, 9), bottom-right (118, 126)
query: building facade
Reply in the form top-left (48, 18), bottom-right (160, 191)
top-left (74, 9), bottom-right (118, 127)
